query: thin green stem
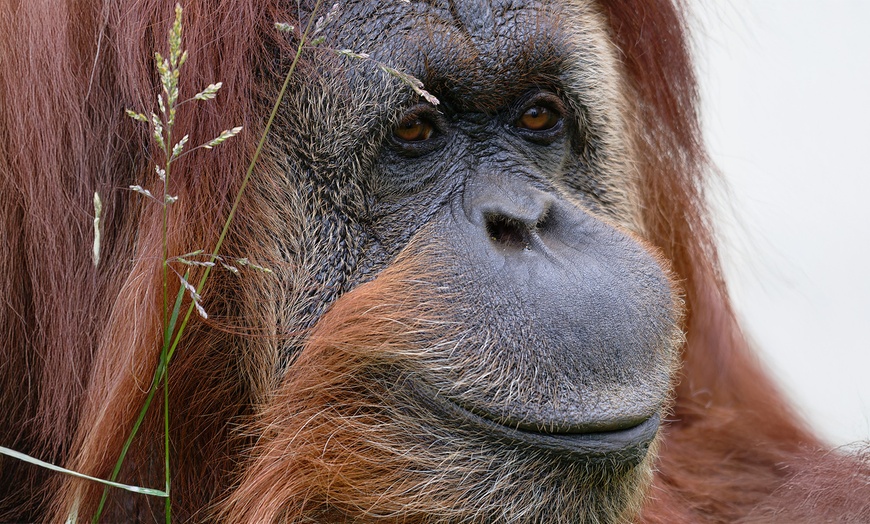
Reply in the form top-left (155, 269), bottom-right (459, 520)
top-left (92, 369), bottom-right (160, 522)
top-left (206, 1), bottom-right (322, 278)
top-left (92, 3), bottom-right (322, 521)
top-left (161, 138), bottom-right (172, 524)
top-left (162, 81), bottom-right (173, 349)
top-left (165, 0), bottom-right (323, 365)
top-left (93, 283), bottom-right (185, 522)
top-left (163, 372), bottom-right (171, 523)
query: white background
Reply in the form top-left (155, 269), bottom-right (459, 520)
top-left (692, 1), bottom-right (870, 445)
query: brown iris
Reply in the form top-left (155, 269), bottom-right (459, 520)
top-left (517, 105), bottom-right (560, 131)
top-left (395, 118), bottom-right (434, 142)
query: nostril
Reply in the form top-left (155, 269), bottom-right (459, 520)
top-left (485, 214), bottom-right (531, 250)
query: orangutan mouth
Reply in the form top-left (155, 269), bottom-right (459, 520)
top-left (433, 394), bottom-right (661, 465)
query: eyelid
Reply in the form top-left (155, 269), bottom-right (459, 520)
top-left (395, 105), bottom-right (443, 132)
top-left (511, 92), bottom-right (567, 141)
top-left (516, 92), bottom-right (566, 122)
top-left (390, 104), bottom-right (447, 155)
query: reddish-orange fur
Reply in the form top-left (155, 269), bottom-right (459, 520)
top-left (217, 254), bottom-right (465, 522)
top-left (0, 0), bottom-right (867, 522)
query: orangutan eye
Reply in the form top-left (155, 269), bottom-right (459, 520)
top-left (389, 107), bottom-right (447, 157)
top-left (394, 117), bottom-right (435, 142)
top-left (516, 105), bottom-right (561, 131)
top-left (512, 94), bottom-right (567, 144)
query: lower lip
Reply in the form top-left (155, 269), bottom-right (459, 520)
top-left (437, 396), bottom-right (661, 464)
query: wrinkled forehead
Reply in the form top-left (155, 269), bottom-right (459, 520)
top-left (329, 0), bottom-right (575, 111)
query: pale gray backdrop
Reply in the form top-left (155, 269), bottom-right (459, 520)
top-left (693, 1), bottom-right (870, 445)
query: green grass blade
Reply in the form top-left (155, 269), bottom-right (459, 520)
top-left (94, 280), bottom-right (186, 520)
top-left (0, 446), bottom-right (166, 497)
top-left (91, 2), bottom-right (323, 520)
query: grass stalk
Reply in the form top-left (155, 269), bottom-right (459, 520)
top-left (92, 2), bottom-right (323, 521)
top-left (165, 0), bottom-right (323, 366)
